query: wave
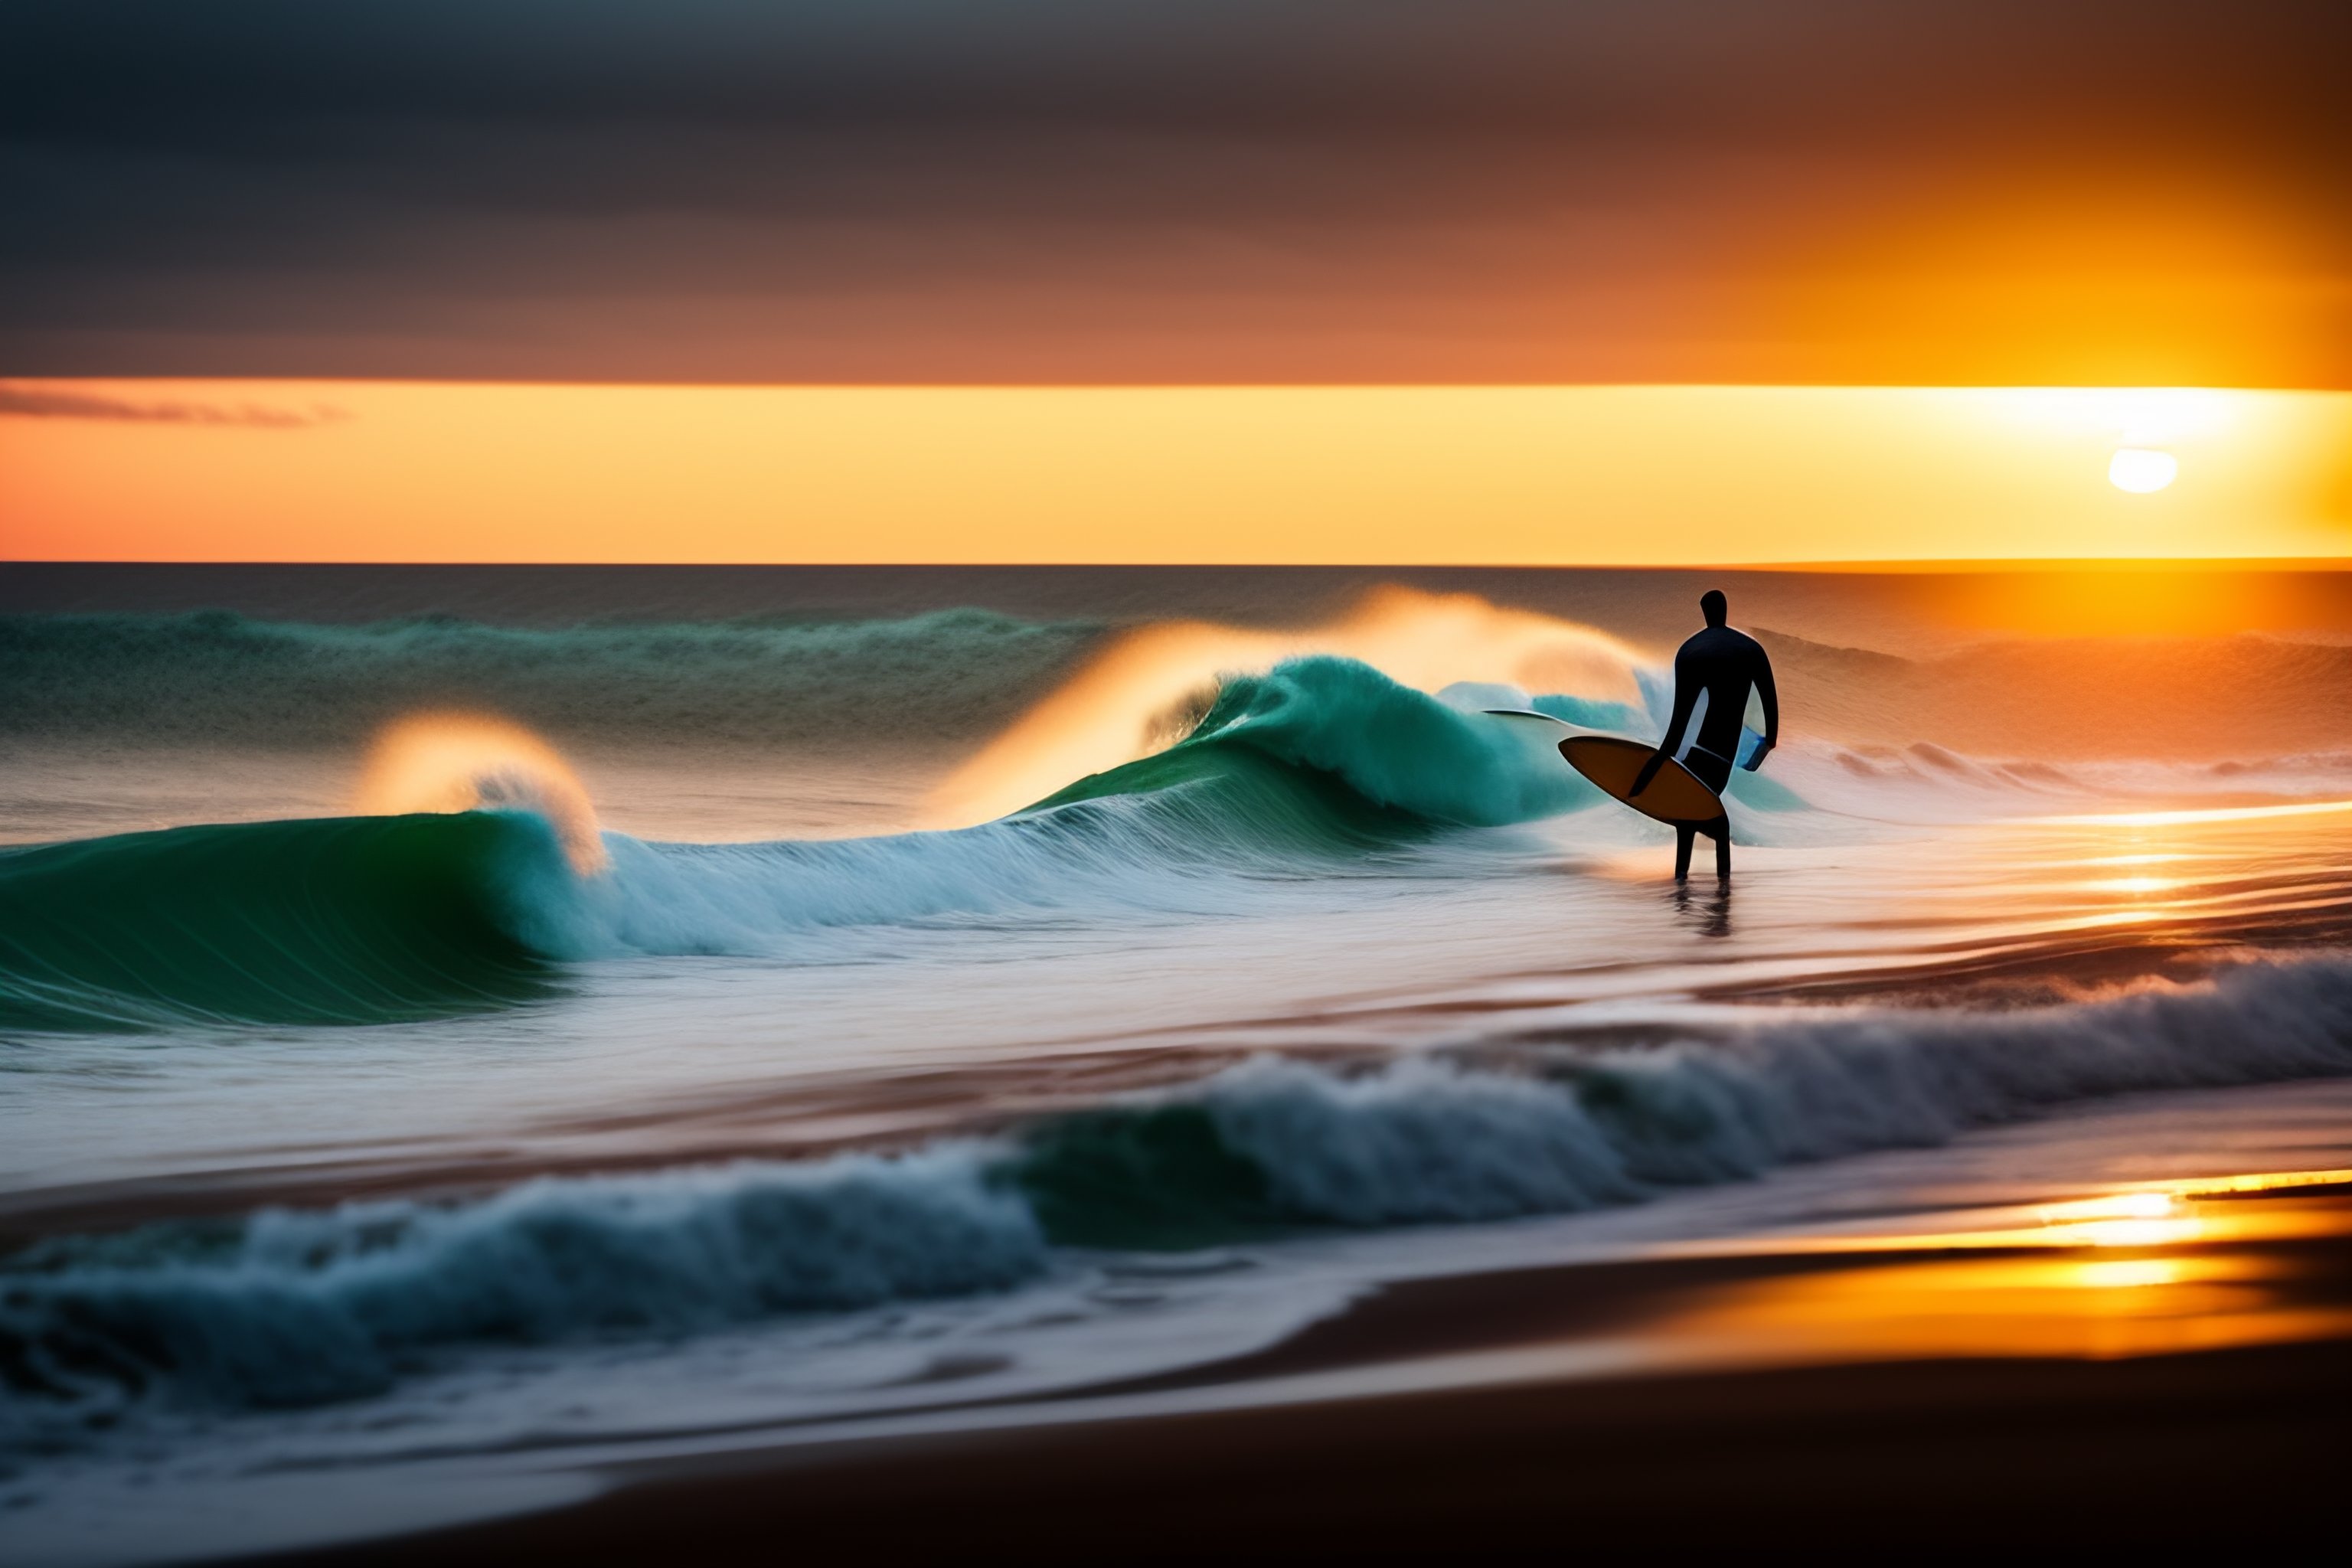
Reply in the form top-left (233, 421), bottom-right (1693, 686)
top-left (1038, 656), bottom-right (1603, 829)
top-left (1030, 655), bottom-right (1807, 831)
top-left (460, 662), bottom-right (1579, 947)
top-left (0, 1150), bottom-right (1046, 1419)
top-left (0, 813), bottom-right (569, 1032)
top-left (1020, 956), bottom-right (2352, 1243)
top-left (0, 607), bottom-right (1100, 749)
top-left (921, 586), bottom-right (1651, 825)
top-left (0, 652), bottom-right (1818, 1031)
top-left (8, 956), bottom-right (2350, 1426)
top-left (30, 632), bottom-right (2347, 1034)
top-left (32, 638), bottom-right (2347, 1034)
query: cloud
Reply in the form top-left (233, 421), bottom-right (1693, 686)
top-left (0, 384), bottom-right (350, 427)
top-left (1, 1), bottom-right (2346, 384)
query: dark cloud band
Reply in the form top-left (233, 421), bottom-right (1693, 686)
top-left (4, 1), bottom-right (2346, 384)
top-left (0, 384), bottom-right (348, 427)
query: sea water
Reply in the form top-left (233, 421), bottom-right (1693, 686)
top-left (3, 564), bottom-right (2350, 1563)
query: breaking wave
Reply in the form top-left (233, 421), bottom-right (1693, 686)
top-left (12, 601), bottom-right (2346, 1034)
top-left (0, 1150), bottom-right (1045, 1421)
top-left (1018, 956), bottom-right (2352, 1244)
top-left (0, 812), bottom-right (569, 1032)
top-left (7, 955), bottom-right (2351, 1429)
top-left (0, 656), bottom-right (1803, 1032)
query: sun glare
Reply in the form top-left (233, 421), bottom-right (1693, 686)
top-left (2107, 446), bottom-right (2179, 493)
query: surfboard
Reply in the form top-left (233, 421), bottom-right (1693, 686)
top-left (1480, 710), bottom-right (1723, 825)
top-left (1556, 735), bottom-right (1723, 824)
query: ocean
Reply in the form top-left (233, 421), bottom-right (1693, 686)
top-left (4, 562), bottom-right (2351, 1562)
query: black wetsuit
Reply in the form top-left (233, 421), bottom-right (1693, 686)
top-left (1632, 624), bottom-right (1779, 877)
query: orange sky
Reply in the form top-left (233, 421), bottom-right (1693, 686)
top-left (3, 381), bottom-right (2347, 564)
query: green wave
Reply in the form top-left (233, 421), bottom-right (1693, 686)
top-left (0, 813), bottom-right (564, 1034)
top-left (1010, 1100), bottom-right (1294, 1250)
top-left (1027, 655), bottom-right (1602, 853)
top-left (1029, 740), bottom-right (1439, 858)
top-left (0, 656), bottom-right (1809, 1037)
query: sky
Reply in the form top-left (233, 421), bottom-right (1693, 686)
top-left (3, 2), bottom-right (2349, 562)
top-left (6, 383), bottom-right (2347, 564)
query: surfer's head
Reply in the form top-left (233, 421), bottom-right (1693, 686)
top-left (1700, 590), bottom-right (1727, 628)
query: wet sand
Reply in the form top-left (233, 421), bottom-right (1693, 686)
top-left (283, 1183), bottom-right (2352, 1561)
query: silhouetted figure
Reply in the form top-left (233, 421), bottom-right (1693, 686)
top-left (1630, 590), bottom-right (1779, 881)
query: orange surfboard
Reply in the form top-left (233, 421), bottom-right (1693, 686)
top-left (1557, 735), bottom-right (1723, 825)
top-left (1481, 710), bottom-right (1726, 825)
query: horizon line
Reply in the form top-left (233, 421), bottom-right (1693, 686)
top-left (8, 557), bottom-right (2349, 573)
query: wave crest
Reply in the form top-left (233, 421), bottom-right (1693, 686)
top-left (0, 1150), bottom-right (1044, 1426)
top-left (1020, 958), bottom-right (2352, 1245)
top-left (926, 586), bottom-right (1645, 825)
top-left (7, 957), bottom-right (2351, 1426)
top-left (354, 711), bottom-right (607, 873)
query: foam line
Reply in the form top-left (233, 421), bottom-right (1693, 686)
top-left (9, 956), bottom-right (2349, 1429)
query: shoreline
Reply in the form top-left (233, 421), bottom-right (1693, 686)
top-left (270, 1187), bottom-right (2352, 1562)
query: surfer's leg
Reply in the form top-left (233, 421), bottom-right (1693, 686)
top-left (1674, 824), bottom-right (1696, 881)
top-left (1704, 814), bottom-right (1732, 880)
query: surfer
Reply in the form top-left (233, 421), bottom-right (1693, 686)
top-left (1631, 589), bottom-right (1779, 881)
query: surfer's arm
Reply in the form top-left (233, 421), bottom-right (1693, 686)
top-left (1745, 646), bottom-right (1779, 769)
top-left (1632, 653), bottom-right (1700, 795)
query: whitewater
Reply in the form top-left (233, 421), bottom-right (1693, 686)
top-left (4, 565), bottom-right (2351, 1564)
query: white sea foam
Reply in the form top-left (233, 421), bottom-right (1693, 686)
top-left (11, 956), bottom-right (2347, 1432)
top-left (0, 1148), bottom-right (1044, 1432)
top-left (481, 658), bottom-right (1630, 958)
top-left (1180, 956), bottom-right (2352, 1223)
top-left (1197, 1056), bottom-right (1642, 1222)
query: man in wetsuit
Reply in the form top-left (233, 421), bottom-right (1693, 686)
top-left (1630, 590), bottom-right (1779, 882)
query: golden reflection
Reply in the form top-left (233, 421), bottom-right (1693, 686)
top-left (1642, 1173), bottom-right (2352, 1368)
top-left (2008, 806), bottom-right (2342, 934)
top-left (2036, 1191), bottom-right (2198, 1249)
top-left (2072, 1259), bottom-right (2187, 1290)
top-left (1659, 1251), bottom-right (2334, 1363)
top-left (2078, 874), bottom-right (2179, 896)
top-left (2070, 1217), bottom-right (2203, 1249)
top-left (2042, 798), bottom-right (2352, 829)
top-left (1655, 1174), bottom-right (2352, 1364)
top-left (1694, 1170), bottom-right (2352, 1259)
top-left (2037, 1191), bottom-right (2178, 1222)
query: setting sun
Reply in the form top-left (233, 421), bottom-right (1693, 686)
top-left (2109, 446), bottom-right (2180, 492)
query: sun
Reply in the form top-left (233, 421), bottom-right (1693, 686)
top-left (2108, 446), bottom-right (2178, 493)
